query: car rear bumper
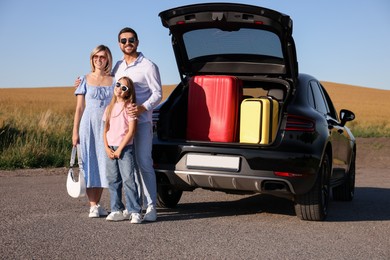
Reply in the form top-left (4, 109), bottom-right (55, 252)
top-left (152, 140), bottom-right (322, 197)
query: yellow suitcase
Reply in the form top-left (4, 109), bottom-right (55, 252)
top-left (239, 97), bottom-right (279, 144)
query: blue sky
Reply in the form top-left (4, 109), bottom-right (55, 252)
top-left (0, 0), bottom-right (389, 90)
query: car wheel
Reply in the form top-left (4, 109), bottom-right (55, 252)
top-left (332, 152), bottom-right (355, 201)
top-left (156, 174), bottom-right (183, 208)
top-left (294, 153), bottom-right (330, 221)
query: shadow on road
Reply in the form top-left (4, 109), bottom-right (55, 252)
top-left (328, 187), bottom-right (390, 222)
top-left (158, 194), bottom-right (293, 221)
top-left (156, 187), bottom-right (390, 222)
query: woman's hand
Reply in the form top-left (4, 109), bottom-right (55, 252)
top-left (72, 133), bottom-right (79, 147)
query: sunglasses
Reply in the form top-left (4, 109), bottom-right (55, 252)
top-left (115, 82), bottom-right (129, 92)
top-left (93, 55), bottom-right (107, 60)
top-left (120, 37), bottom-right (137, 45)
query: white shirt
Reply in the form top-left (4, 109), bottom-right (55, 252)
top-left (112, 52), bottom-right (162, 123)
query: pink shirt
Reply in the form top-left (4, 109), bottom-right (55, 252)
top-left (103, 102), bottom-right (136, 146)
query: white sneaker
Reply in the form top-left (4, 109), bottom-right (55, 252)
top-left (106, 211), bottom-right (126, 221)
top-left (89, 205), bottom-right (99, 218)
top-left (88, 204), bottom-right (108, 218)
top-left (97, 204), bottom-right (108, 216)
top-left (143, 205), bottom-right (157, 222)
top-left (123, 209), bottom-right (130, 219)
top-left (130, 213), bottom-right (142, 224)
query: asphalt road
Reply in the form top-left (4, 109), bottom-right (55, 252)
top-left (1, 165), bottom-right (389, 259)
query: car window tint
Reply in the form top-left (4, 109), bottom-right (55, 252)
top-left (310, 81), bottom-right (329, 114)
top-left (307, 84), bottom-right (315, 108)
top-left (183, 28), bottom-right (283, 60)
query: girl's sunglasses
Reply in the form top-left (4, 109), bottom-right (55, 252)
top-left (115, 82), bottom-right (129, 92)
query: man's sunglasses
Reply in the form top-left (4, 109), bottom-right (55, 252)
top-left (115, 82), bottom-right (129, 92)
top-left (120, 37), bottom-right (137, 45)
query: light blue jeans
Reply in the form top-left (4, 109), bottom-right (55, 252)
top-left (134, 122), bottom-right (157, 207)
top-left (105, 145), bottom-right (141, 213)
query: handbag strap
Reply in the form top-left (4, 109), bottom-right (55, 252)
top-left (70, 146), bottom-right (77, 167)
top-left (76, 144), bottom-right (84, 171)
top-left (70, 145), bottom-right (83, 170)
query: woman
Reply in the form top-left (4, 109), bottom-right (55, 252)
top-left (72, 45), bottom-right (115, 218)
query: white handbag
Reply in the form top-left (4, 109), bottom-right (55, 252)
top-left (66, 145), bottom-right (86, 198)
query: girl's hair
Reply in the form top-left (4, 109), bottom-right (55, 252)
top-left (105, 76), bottom-right (136, 128)
top-left (90, 45), bottom-right (113, 75)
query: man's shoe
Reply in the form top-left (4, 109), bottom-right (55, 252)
top-left (130, 213), bottom-right (142, 224)
top-left (106, 211), bottom-right (126, 221)
top-left (143, 206), bottom-right (157, 222)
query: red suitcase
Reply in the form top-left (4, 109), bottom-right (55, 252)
top-left (187, 75), bottom-right (242, 142)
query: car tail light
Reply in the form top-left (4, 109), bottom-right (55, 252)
top-left (284, 115), bottom-right (315, 132)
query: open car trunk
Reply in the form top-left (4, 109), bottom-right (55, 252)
top-left (156, 75), bottom-right (290, 145)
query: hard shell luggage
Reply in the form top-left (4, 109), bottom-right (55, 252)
top-left (187, 75), bottom-right (242, 142)
top-left (239, 97), bottom-right (279, 144)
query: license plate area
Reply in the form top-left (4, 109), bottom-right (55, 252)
top-left (186, 154), bottom-right (240, 172)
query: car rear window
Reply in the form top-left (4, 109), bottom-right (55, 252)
top-left (183, 28), bottom-right (283, 60)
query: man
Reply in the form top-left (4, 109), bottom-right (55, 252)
top-left (112, 27), bottom-right (162, 221)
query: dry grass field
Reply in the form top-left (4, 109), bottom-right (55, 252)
top-left (322, 82), bottom-right (390, 125)
top-left (1, 82), bottom-right (388, 125)
top-left (0, 81), bottom-right (389, 139)
top-left (0, 82), bottom-right (389, 169)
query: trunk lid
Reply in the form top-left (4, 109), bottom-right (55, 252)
top-left (159, 3), bottom-right (298, 82)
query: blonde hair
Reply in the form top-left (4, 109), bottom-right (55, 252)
top-left (90, 45), bottom-right (113, 75)
top-left (105, 76), bottom-right (136, 127)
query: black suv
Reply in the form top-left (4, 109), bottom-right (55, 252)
top-left (152, 3), bottom-right (356, 221)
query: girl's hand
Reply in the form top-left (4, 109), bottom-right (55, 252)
top-left (105, 147), bottom-right (115, 159)
top-left (113, 149), bottom-right (122, 159)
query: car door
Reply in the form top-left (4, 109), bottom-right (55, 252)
top-left (309, 81), bottom-right (349, 176)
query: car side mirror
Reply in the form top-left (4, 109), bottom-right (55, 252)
top-left (340, 109), bottom-right (355, 126)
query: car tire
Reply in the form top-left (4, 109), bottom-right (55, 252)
top-left (156, 174), bottom-right (183, 208)
top-left (294, 153), bottom-right (330, 221)
top-left (332, 152), bottom-right (355, 201)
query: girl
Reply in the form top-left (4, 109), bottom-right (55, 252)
top-left (103, 76), bottom-right (142, 223)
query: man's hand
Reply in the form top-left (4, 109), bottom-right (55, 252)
top-left (126, 103), bottom-right (146, 117)
top-left (74, 77), bottom-right (81, 89)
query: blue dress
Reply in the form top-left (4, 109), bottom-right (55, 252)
top-left (75, 76), bottom-right (114, 188)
